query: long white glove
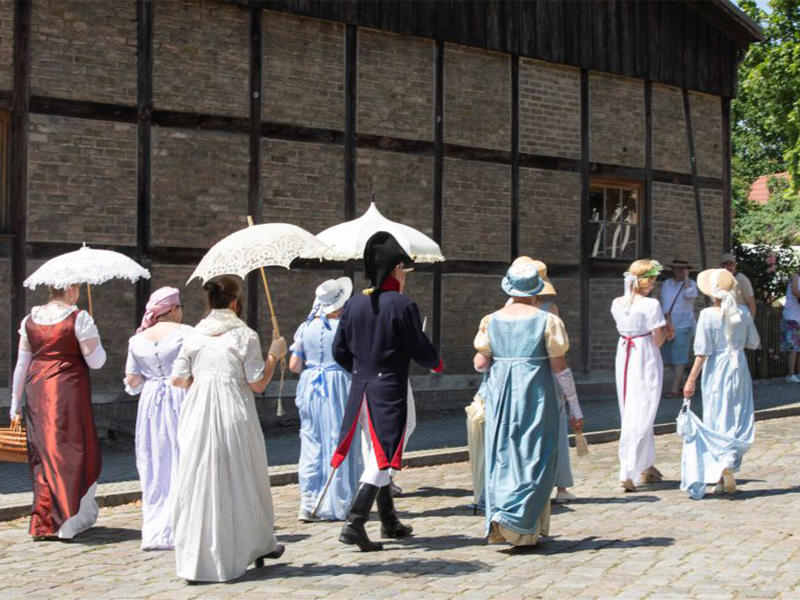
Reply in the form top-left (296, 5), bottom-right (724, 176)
top-left (10, 350), bottom-right (32, 420)
top-left (84, 343), bottom-right (107, 370)
top-left (555, 368), bottom-right (583, 420)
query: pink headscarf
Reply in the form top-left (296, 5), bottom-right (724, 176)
top-left (136, 286), bottom-right (181, 333)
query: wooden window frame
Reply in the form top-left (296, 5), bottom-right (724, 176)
top-left (587, 176), bottom-right (645, 269)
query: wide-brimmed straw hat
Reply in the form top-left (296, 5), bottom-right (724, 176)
top-left (512, 256), bottom-right (557, 296)
top-left (315, 277), bottom-right (353, 315)
top-left (697, 268), bottom-right (736, 299)
top-left (669, 259), bottom-right (693, 270)
top-left (502, 262), bottom-right (544, 297)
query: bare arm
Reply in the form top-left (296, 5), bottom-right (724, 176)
top-left (549, 354), bottom-right (568, 374)
top-left (682, 355), bottom-right (708, 398)
top-left (125, 373), bottom-right (145, 390)
top-left (289, 354), bottom-right (304, 374)
top-left (249, 354), bottom-right (279, 394)
top-left (746, 296), bottom-right (757, 319)
top-left (652, 326), bottom-right (668, 348)
top-left (172, 376), bottom-right (192, 389)
top-left (473, 352), bottom-right (492, 373)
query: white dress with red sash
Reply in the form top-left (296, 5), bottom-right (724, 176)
top-left (611, 296), bottom-right (666, 483)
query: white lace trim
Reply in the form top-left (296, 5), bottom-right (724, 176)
top-left (19, 304), bottom-right (99, 341)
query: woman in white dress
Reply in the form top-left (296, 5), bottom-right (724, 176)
top-left (611, 259), bottom-right (670, 492)
top-left (171, 276), bottom-right (288, 582)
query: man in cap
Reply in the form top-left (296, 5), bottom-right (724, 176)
top-left (331, 231), bottom-right (442, 551)
top-left (720, 253), bottom-right (756, 318)
top-left (659, 259), bottom-right (699, 398)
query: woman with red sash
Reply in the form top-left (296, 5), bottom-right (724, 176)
top-left (610, 259), bottom-right (670, 492)
top-left (9, 284), bottom-right (107, 540)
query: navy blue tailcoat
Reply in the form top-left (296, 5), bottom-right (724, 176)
top-left (331, 290), bottom-right (439, 470)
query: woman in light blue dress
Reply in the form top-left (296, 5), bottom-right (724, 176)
top-left (290, 278), bottom-right (362, 521)
top-left (680, 268), bottom-right (760, 499)
top-left (473, 261), bottom-right (578, 547)
top-left (124, 286), bottom-right (192, 550)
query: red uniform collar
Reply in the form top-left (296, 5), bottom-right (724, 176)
top-left (379, 276), bottom-right (401, 292)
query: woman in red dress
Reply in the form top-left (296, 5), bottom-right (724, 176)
top-left (9, 284), bottom-right (107, 540)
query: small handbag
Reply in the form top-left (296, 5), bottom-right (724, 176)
top-left (0, 420), bottom-right (28, 463)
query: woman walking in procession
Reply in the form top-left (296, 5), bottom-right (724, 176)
top-left (473, 260), bottom-right (578, 547)
top-left (9, 284), bottom-right (107, 540)
top-left (611, 259), bottom-right (670, 492)
top-left (124, 287), bottom-right (192, 550)
top-left (170, 276), bottom-right (287, 582)
top-left (680, 268), bottom-right (760, 498)
top-left (290, 277), bottom-right (362, 522)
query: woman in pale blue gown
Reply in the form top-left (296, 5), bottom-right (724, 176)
top-left (290, 278), bottom-right (362, 521)
top-left (473, 261), bottom-right (579, 547)
top-left (680, 268), bottom-right (760, 499)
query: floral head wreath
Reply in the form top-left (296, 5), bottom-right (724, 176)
top-left (623, 260), bottom-right (663, 299)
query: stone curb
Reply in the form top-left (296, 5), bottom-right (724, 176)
top-left (3, 401), bottom-right (800, 523)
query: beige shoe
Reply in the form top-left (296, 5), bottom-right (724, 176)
top-left (641, 466), bottom-right (663, 484)
top-left (722, 469), bottom-right (737, 494)
top-left (620, 478), bottom-right (637, 492)
top-left (713, 483), bottom-right (725, 495)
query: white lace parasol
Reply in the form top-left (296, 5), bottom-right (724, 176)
top-left (187, 223), bottom-right (330, 284)
top-left (316, 202), bottom-right (444, 263)
top-left (23, 245), bottom-right (151, 290)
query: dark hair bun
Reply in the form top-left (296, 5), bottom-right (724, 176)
top-left (205, 276), bottom-right (242, 312)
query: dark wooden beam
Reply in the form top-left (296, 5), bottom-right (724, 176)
top-left (682, 88), bottom-right (708, 270)
top-left (343, 23), bottom-right (357, 282)
top-left (432, 40), bottom-right (444, 355)
top-left (579, 68), bottom-right (590, 373)
top-left (10, 0), bottom-right (31, 366)
top-left (644, 79), bottom-right (653, 257)
top-left (30, 96), bottom-right (137, 123)
top-left (443, 143), bottom-right (511, 165)
top-left (0, 89), bottom-right (13, 111)
top-left (153, 110), bottom-right (249, 134)
top-left (721, 96), bottom-right (732, 252)
top-left (357, 133), bottom-right (433, 155)
top-left (247, 5), bottom-right (262, 330)
top-left (136, 0), bottom-right (154, 324)
top-left (510, 54), bottom-right (520, 258)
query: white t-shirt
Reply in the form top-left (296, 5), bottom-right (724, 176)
top-left (659, 278), bottom-right (699, 330)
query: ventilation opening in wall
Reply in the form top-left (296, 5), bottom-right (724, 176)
top-left (0, 111), bottom-right (8, 233)
top-left (588, 178), bottom-right (644, 263)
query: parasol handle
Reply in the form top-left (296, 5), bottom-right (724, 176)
top-left (311, 466), bottom-right (338, 519)
top-left (86, 283), bottom-right (93, 317)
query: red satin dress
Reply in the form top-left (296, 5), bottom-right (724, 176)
top-left (24, 311), bottom-right (101, 536)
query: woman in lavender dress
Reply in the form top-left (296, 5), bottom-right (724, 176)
top-left (124, 287), bottom-right (192, 550)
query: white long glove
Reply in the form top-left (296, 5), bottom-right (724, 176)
top-left (84, 343), bottom-right (107, 370)
top-left (554, 368), bottom-right (583, 420)
top-left (10, 350), bottom-right (32, 420)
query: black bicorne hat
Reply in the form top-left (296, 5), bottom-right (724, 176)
top-left (363, 231), bottom-right (413, 291)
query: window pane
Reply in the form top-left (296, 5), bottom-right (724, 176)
top-left (587, 182), bottom-right (640, 260)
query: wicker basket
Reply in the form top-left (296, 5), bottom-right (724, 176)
top-left (0, 422), bottom-right (28, 463)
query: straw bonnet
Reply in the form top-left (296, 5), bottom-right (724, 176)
top-left (512, 256), bottom-right (557, 295)
top-left (502, 261), bottom-right (544, 297)
top-left (315, 277), bottom-right (353, 315)
top-left (697, 268), bottom-right (736, 299)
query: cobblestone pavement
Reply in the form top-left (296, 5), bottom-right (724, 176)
top-left (3, 415), bottom-right (800, 599)
top-left (3, 379), bottom-right (799, 504)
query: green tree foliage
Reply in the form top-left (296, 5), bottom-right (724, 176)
top-left (732, 0), bottom-right (800, 245)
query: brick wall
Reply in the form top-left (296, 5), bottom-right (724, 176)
top-left (261, 139), bottom-right (345, 233)
top-left (263, 11), bottom-right (344, 131)
top-left (356, 149), bottom-right (433, 239)
top-left (443, 159), bottom-right (510, 261)
top-left (441, 273), bottom-right (507, 373)
top-left (589, 72), bottom-right (645, 168)
top-left (652, 84), bottom-right (690, 174)
top-left (690, 92), bottom-right (723, 180)
top-left (588, 278), bottom-right (620, 371)
top-left (27, 114), bottom-right (137, 245)
top-left (549, 276), bottom-right (581, 366)
top-left (154, 0), bottom-right (249, 117)
top-left (24, 260), bottom-right (135, 390)
top-left (518, 168), bottom-right (581, 266)
top-left (151, 127), bottom-right (249, 248)
top-left (30, 0), bottom-right (137, 105)
top-left (652, 182), bottom-right (723, 267)
top-left (358, 29), bottom-right (434, 141)
top-left (519, 59), bottom-right (581, 159)
top-left (0, 0), bottom-right (14, 90)
top-left (444, 44), bottom-right (511, 151)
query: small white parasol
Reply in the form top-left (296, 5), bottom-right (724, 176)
top-left (316, 202), bottom-right (444, 263)
top-left (23, 244), bottom-right (151, 315)
top-left (188, 220), bottom-right (330, 416)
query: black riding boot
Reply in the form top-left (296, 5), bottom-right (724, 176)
top-left (339, 483), bottom-right (383, 551)
top-left (377, 485), bottom-right (413, 538)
